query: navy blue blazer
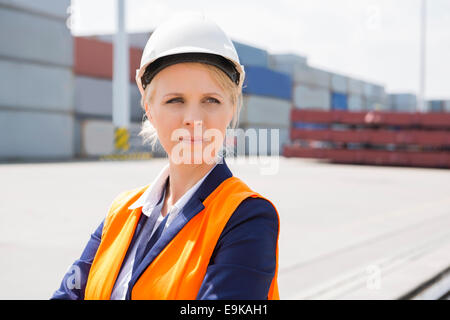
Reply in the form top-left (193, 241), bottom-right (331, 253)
top-left (51, 158), bottom-right (279, 300)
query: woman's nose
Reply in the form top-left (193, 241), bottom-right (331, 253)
top-left (183, 106), bottom-right (204, 127)
top-left (183, 119), bottom-right (203, 128)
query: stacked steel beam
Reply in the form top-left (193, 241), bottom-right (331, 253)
top-left (284, 109), bottom-right (450, 168)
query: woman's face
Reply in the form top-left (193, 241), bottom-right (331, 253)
top-left (145, 62), bottom-right (234, 165)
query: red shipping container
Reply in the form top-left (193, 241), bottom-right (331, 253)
top-left (291, 109), bottom-right (333, 123)
top-left (74, 37), bottom-right (143, 83)
top-left (419, 113), bottom-right (450, 128)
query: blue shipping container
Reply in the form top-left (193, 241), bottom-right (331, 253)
top-left (331, 92), bottom-right (348, 110)
top-left (429, 100), bottom-right (443, 112)
top-left (232, 41), bottom-right (269, 67)
top-left (243, 65), bottom-right (292, 100)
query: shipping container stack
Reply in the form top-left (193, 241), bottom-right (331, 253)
top-left (0, 0), bottom-right (74, 161)
top-left (3, 4), bottom-right (448, 164)
top-left (280, 59), bottom-right (450, 168)
top-left (292, 66), bottom-right (331, 112)
top-left (232, 41), bottom-right (293, 156)
top-left (73, 33), bottom-right (169, 158)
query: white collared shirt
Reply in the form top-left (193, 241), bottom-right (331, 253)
top-left (110, 160), bottom-right (218, 300)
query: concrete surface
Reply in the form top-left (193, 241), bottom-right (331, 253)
top-left (0, 156), bottom-right (449, 299)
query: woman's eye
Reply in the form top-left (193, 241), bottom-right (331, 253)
top-left (206, 97), bottom-right (220, 104)
top-left (166, 98), bottom-right (183, 104)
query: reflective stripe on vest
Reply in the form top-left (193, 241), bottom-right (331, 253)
top-left (84, 176), bottom-right (280, 300)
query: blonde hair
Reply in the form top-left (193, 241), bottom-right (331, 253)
top-left (138, 62), bottom-right (243, 154)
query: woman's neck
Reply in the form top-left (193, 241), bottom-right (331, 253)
top-left (165, 160), bottom-right (218, 210)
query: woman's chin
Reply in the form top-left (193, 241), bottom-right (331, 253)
top-left (169, 150), bottom-right (217, 165)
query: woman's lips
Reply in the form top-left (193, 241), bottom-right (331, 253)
top-left (179, 136), bottom-right (211, 143)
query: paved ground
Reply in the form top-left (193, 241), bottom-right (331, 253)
top-left (1, 156), bottom-right (449, 299)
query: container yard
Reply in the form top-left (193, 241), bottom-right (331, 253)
top-left (0, 0), bottom-right (449, 301)
top-left (1, 157), bottom-right (449, 299)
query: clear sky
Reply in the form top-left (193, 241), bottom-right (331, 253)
top-left (70, 0), bottom-right (450, 99)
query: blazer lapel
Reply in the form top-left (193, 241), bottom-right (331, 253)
top-left (126, 157), bottom-right (233, 299)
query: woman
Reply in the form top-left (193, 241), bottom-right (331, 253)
top-left (52, 12), bottom-right (280, 300)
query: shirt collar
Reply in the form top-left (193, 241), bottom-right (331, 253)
top-left (128, 161), bottom-right (170, 214)
top-left (128, 159), bottom-right (220, 218)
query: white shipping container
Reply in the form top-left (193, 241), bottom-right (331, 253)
top-left (80, 120), bottom-right (114, 156)
top-left (77, 119), bottom-right (160, 157)
top-left (347, 95), bottom-right (364, 111)
top-left (363, 82), bottom-right (375, 98)
top-left (389, 94), bottom-right (417, 111)
top-left (93, 32), bottom-right (152, 49)
top-left (369, 95), bottom-right (386, 107)
top-left (443, 100), bottom-right (450, 112)
top-left (75, 76), bottom-right (112, 118)
top-left (387, 95), bottom-right (394, 109)
top-left (232, 41), bottom-right (269, 67)
top-left (238, 125), bottom-right (288, 156)
top-left (377, 104), bottom-right (390, 112)
top-left (241, 94), bottom-right (291, 127)
top-left (0, 110), bottom-right (74, 159)
top-left (372, 85), bottom-right (385, 98)
top-left (293, 66), bottom-right (330, 89)
top-left (0, 7), bottom-right (72, 67)
top-left (330, 73), bottom-right (347, 93)
top-left (0, 60), bottom-right (73, 112)
top-left (293, 85), bottom-right (330, 110)
top-left (268, 53), bottom-right (307, 76)
top-left (363, 82), bottom-right (385, 99)
top-left (366, 99), bottom-right (388, 112)
top-left (75, 76), bottom-right (145, 121)
top-left (348, 78), bottom-right (363, 95)
top-left (0, 0), bottom-right (70, 19)
top-left (394, 104), bottom-right (416, 112)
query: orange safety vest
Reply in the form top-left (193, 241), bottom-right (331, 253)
top-left (84, 176), bottom-right (280, 300)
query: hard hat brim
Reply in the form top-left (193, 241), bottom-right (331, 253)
top-left (136, 46), bottom-right (245, 96)
top-left (141, 52), bottom-right (241, 92)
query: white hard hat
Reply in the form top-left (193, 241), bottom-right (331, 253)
top-left (136, 11), bottom-right (245, 96)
